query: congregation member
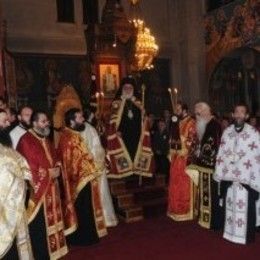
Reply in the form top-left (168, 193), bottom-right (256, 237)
top-left (249, 116), bottom-right (260, 131)
top-left (0, 96), bottom-right (7, 110)
top-left (152, 119), bottom-right (170, 178)
top-left (163, 109), bottom-right (172, 133)
top-left (220, 116), bottom-right (230, 131)
top-left (214, 103), bottom-right (260, 244)
top-left (5, 107), bottom-right (18, 131)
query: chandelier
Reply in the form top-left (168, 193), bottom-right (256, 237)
top-left (129, 1), bottom-right (159, 71)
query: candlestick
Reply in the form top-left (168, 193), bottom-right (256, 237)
top-left (174, 88), bottom-right (178, 110)
top-left (168, 88), bottom-right (175, 113)
top-left (141, 84), bottom-right (146, 109)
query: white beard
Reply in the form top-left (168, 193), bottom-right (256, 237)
top-left (196, 118), bottom-right (207, 141)
top-left (121, 90), bottom-right (133, 100)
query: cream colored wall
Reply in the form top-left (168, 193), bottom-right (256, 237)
top-left (2, 0), bottom-right (207, 104)
top-left (171, 0), bottom-right (207, 105)
top-left (1, 0), bottom-right (87, 55)
top-left (105, 0), bottom-right (207, 105)
top-left (98, 0), bottom-right (173, 57)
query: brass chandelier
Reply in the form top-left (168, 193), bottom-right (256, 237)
top-left (129, 0), bottom-right (159, 71)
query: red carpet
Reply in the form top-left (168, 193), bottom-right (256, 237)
top-left (66, 216), bottom-right (260, 260)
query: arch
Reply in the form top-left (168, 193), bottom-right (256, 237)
top-left (208, 47), bottom-right (259, 116)
top-left (205, 0), bottom-right (259, 78)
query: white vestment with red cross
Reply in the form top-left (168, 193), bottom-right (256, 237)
top-left (214, 123), bottom-right (260, 244)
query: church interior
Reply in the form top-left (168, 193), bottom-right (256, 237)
top-left (0, 0), bottom-right (259, 259)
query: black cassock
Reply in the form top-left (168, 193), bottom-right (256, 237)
top-left (3, 241), bottom-right (19, 260)
top-left (118, 99), bottom-right (142, 161)
top-left (4, 194), bottom-right (48, 260)
top-left (191, 118), bottom-right (224, 230)
top-left (66, 183), bottom-right (99, 246)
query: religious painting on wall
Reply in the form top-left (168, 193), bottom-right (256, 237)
top-left (140, 58), bottom-right (172, 116)
top-left (94, 57), bottom-right (124, 118)
top-left (98, 63), bottom-right (120, 98)
top-left (3, 50), bottom-right (17, 108)
top-left (204, 0), bottom-right (258, 76)
top-left (13, 55), bottom-right (90, 111)
top-left (0, 49), bottom-right (5, 97)
top-left (209, 48), bottom-right (259, 116)
top-left (206, 0), bottom-right (237, 12)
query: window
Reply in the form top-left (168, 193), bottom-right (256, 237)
top-left (82, 0), bottom-right (98, 24)
top-left (56, 0), bottom-right (74, 23)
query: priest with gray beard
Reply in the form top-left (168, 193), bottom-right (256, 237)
top-left (106, 76), bottom-right (154, 178)
top-left (186, 102), bottom-right (223, 230)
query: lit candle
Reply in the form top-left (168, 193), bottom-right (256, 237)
top-left (95, 92), bottom-right (100, 99)
top-left (174, 88), bottom-right (178, 109)
top-left (100, 92), bottom-right (104, 116)
top-left (95, 92), bottom-right (100, 117)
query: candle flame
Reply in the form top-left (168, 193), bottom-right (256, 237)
top-left (174, 88), bottom-right (178, 94)
top-left (168, 88), bottom-right (172, 93)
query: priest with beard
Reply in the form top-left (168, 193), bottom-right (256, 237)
top-left (214, 103), bottom-right (260, 244)
top-left (168, 102), bottom-right (197, 222)
top-left (0, 109), bottom-right (12, 147)
top-left (10, 105), bottom-right (33, 149)
top-left (58, 108), bottom-right (107, 246)
top-left (0, 109), bottom-right (33, 259)
top-left (186, 102), bottom-right (222, 230)
top-left (17, 111), bottom-right (69, 260)
top-left (107, 76), bottom-right (154, 178)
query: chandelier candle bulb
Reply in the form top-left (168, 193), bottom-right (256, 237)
top-left (130, 9), bottom-right (159, 71)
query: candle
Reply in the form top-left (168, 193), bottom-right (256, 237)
top-left (95, 92), bottom-right (100, 117)
top-left (95, 92), bottom-right (100, 99)
top-left (100, 92), bottom-right (104, 116)
top-left (174, 88), bottom-right (178, 109)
